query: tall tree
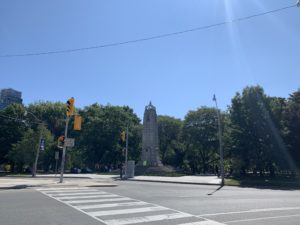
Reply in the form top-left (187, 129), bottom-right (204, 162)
top-left (157, 115), bottom-right (183, 167)
top-left (78, 104), bottom-right (142, 170)
top-left (0, 104), bottom-right (27, 166)
top-left (7, 126), bottom-right (55, 173)
top-left (27, 101), bottom-right (66, 138)
top-left (182, 107), bottom-right (219, 174)
top-left (228, 86), bottom-right (289, 175)
top-left (284, 88), bottom-right (300, 170)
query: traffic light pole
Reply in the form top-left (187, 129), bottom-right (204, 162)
top-left (59, 117), bottom-right (70, 183)
top-left (32, 123), bottom-right (43, 177)
top-left (124, 126), bottom-right (129, 178)
top-left (213, 95), bottom-right (225, 186)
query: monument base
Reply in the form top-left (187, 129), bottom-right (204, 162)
top-left (135, 165), bottom-right (175, 176)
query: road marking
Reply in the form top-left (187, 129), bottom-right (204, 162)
top-left (56, 194), bottom-right (119, 200)
top-left (197, 206), bottom-right (300, 217)
top-left (44, 189), bottom-right (99, 194)
top-left (224, 213), bottom-right (300, 224)
top-left (37, 187), bottom-right (226, 225)
top-left (49, 191), bottom-right (106, 196)
top-left (178, 221), bottom-right (225, 225)
top-left (65, 197), bottom-right (132, 204)
top-left (89, 206), bottom-right (168, 217)
top-left (104, 212), bottom-right (192, 225)
top-left (37, 187), bottom-right (90, 191)
top-left (77, 201), bottom-right (149, 210)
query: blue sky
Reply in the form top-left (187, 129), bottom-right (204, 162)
top-left (1, 0), bottom-right (299, 119)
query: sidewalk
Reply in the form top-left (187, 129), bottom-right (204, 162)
top-left (0, 174), bottom-right (222, 189)
top-left (128, 175), bottom-right (221, 185)
top-left (0, 174), bottom-right (117, 190)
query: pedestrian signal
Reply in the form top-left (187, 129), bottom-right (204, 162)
top-left (120, 131), bottom-right (126, 142)
top-left (57, 135), bottom-right (65, 148)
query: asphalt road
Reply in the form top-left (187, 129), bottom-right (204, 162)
top-left (1, 180), bottom-right (300, 225)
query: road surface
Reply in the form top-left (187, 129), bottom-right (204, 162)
top-left (1, 180), bottom-right (300, 225)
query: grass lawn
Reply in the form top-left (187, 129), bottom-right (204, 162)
top-left (225, 176), bottom-right (300, 189)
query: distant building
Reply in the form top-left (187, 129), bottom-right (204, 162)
top-left (0, 88), bottom-right (23, 110)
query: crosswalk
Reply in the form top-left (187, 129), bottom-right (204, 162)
top-left (36, 187), bottom-right (225, 225)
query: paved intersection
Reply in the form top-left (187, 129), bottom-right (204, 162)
top-left (37, 187), bottom-right (224, 225)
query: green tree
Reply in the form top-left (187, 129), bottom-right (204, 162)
top-left (78, 104), bottom-right (142, 170)
top-left (157, 115), bottom-right (183, 167)
top-left (27, 101), bottom-right (66, 138)
top-left (0, 104), bottom-right (27, 167)
top-left (7, 125), bottom-right (55, 173)
top-left (182, 107), bottom-right (219, 174)
top-left (284, 88), bottom-right (300, 170)
top-left (228, 86), bottom-right (289, 176)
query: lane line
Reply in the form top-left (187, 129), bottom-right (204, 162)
top-left (89, 206), bottom-right (168, 217)
top-left (104, 212), bottom-right (192, 225)
top-left (224, 213), bottom-right (300, 224)
top-left (65, 197), bottom-right (133, 204)
top-left (78, 201), bottom-right (149, 210)
top-left (197, 206), bottom-right (300, 217)
top-left (56, 194), bottom-right (118, 200)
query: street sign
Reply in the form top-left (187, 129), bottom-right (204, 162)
top-left (55, 151), bottom-right (59, 160)
top-left (40, 138), bottom-right (45, 151)
top-left (64, 138), bottom-right (75, 147)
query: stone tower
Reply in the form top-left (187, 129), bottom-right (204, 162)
top-left (139, 102), bottom-right (162, 167)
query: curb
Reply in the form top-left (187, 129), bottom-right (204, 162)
top-left (0, 182), bottom-right (118, 190)
top-left (0, 185), bottom-right (32, 190)
top-left (5, 175), bottom-right (92, 179)
top-left (126, 178), bottom-right (221, 186)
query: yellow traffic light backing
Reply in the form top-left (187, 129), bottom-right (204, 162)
top-left (74, 115), bottom-right (82, 131)
top-left (66, 97), bottom-right (75, 117)
top-left (120, 131), bottom-right (126, 142)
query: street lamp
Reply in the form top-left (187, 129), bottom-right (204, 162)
top-left (297, 0), bottom-right (300, 8)
top-left (213, 94), bottom-right (225, 186)
top-left (24, 110), bottom-right (45, 177)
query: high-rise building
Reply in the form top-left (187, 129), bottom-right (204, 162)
top-left (0, 88), bottom-right (23, 110)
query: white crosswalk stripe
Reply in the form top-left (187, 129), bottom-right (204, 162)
top-left (104, 212), bottom-right (192, 225)
top-left (64, 197), bottom-right (130, 204)
top-left (37, 187), bottom-right (225, 225)
top-left (178, 221), bottom-right (225, 225)
top-left (77, 201), bottom-right (149, 210)
top-left (89, 206), bottom-right (167, 217)
top-left (56, 194), bottom-right (119, 200)
top-left (48, 191), bottom-right (106, 196)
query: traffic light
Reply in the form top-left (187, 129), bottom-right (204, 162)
top-left (57, 135), bottom-right (65, 148)
top-left (66, 97), bottom-right (75, 117)
top-left (40, 138), bottom-right (45, 151)
top-left (74, 115), bottom-right (82, 131)
top-left (120, 131), bottom-right (126, 142)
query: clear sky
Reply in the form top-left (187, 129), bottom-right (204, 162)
top-left (1, 0), bottom-right (300, 119)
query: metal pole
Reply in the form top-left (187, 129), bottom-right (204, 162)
top-left (55, 159), bottom-right (58, 175)
top-left (213, 95), bottom-right (225, 186)
top-left (60, 117), bottom-right (70, 183)
top-left (124, 126), bottom-right (129, 178)
top-left (32, 123), bottom-right (43, 177)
